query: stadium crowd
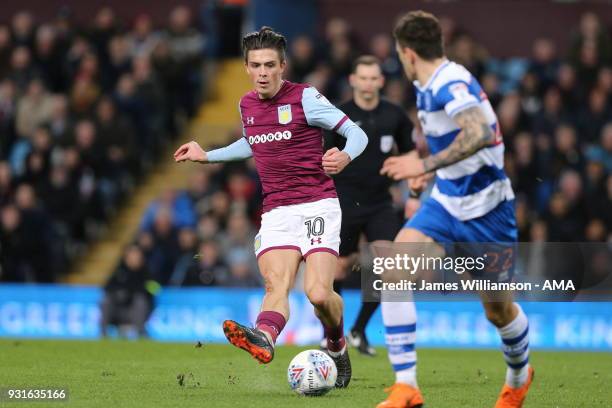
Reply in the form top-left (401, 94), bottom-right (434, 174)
top-left (1, 9), bottom-right (611, 292)
top-left (0, 6), bottom-right (207, 282)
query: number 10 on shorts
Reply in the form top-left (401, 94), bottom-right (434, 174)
top-left (305, 217), bottom-right (325, 244)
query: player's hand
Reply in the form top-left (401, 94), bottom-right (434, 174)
top-left (174, 141), bottom-right (207, 163)
top-left (408, 172), bottom-right (433, 194)
top-left (380, 150), bottom-right (425, 180)
top-left (322, 147), bottom-right (351, 175)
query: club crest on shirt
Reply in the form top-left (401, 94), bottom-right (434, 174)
top-left (278, 104), bottom-right (292, 124)
top-left (380, 135), bottom-right (394, 153)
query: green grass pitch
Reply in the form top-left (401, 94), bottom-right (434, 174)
top-left (0, 339), bottom-right (610, 407)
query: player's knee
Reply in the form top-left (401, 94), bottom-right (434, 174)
top-left (484, 302), bottom-right (514, 327)
top-left (306, 286), bottom-right (331, 308)
top-left (395, 227), bottom-right (433, 243)
top-left (262, 268), bottom-right (291, 296)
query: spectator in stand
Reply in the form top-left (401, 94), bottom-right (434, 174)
top-left (100, 244), bottom-right (153, 337)
top-left (34, 24), bottom-right (65, 92)
top-left (369, 34), bottom-right (403, 80)
top-left (13, 183), bottom-right (60, 281)
top-left (95, 95), bottom-right (138, 182)
top-left (222, 247), bottom-right (261, 287)
top-left (0, 162), bottom-right (13, 206)
top-left (164, 5), bottom-right (206, 117)
top-left (446, 32), bottom-right (487, 79)
top-left (172, 239), bottom-right (228, 286)
top-left (0, 6), bottom-right (208, 283)
top-left (530, 38), bottom-right (559, 89)
top-left (9, 46), bottom-right (38, 92)
top-left (586, 123), bottom-right (612, 174)
top-left (146, 207), bottom-right (180, 284)
top-left (552, 124), bottom-right (585, 175)
top-left (287, 35), bottom-right (318, 83)
top-left (16, 78), bottom-right (53, 140)
top-left (577, 88), bottom-right (610, 144)
top-left (0, 25), bottom-right (12, 80)
top-left (140, 188), bottom-right (196, 232)
top-left (127, 14), bottom-right (161, 58)
top-left (532, 86), bottom-right (566, 137)
top-left (0, 79), bottom-right (17, 158)
top-left (0, 204), bottom-right (27, 281)
top-left (568, 12), bottom-right (611, 91)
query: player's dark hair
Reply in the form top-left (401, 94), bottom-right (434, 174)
top-left (393, 10), bottom-right (444, 60)
top-left (242, 26), bottom-right (287, 62)
top-left (351, 55), bottom-right (382, 73)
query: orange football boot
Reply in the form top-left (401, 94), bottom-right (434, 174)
top-left (376, 383), bottom-right (424, 408)
top-left (494, 367), bottom-right (535, 408)
top-left (222, 320), bottom-right (274, 364)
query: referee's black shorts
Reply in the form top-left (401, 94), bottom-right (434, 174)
top-left (338, 201), bottom-right (403, 257)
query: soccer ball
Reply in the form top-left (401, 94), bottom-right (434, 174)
top-left (287, 349), bottom-right (337, 396)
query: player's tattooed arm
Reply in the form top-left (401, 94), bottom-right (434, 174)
top-left (422, 106), bottom-right (494, 173)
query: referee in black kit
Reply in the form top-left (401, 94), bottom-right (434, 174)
top-left (324, 55), bottom-right (414, 355)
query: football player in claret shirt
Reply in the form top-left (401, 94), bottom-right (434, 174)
top-left (174, 27), bottom-right (368, 388)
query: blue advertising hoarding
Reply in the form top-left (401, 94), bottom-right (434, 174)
top-left (0, 284), bottom-right (611, 350)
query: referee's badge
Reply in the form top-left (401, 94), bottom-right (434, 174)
top-left (380, 135), bottom-right (394, 153)
top-left (278, 104), bottom-right (292, 124)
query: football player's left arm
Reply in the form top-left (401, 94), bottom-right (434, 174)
top-left (302, 87), bottom-right (368, 174)
top-left (323, 120), bottom-right (368, 174)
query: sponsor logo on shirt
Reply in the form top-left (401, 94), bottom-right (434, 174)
top-left (248, 131), bottom-right (292, 145)
top-left (278, 104), bottom-right (292, 124)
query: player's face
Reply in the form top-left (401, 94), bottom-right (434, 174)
top-left (349, 64), bottom-right (384, 101)
top-left (395, 41), bottom-right (417, 81)
top-left (245, 49), bottom-right (286, 98)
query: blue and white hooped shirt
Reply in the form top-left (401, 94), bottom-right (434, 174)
top-left (414, 60), bottom-right (515, 221)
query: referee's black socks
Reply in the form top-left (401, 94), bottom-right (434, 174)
top-left (352, 301), bottom-right (380, 334)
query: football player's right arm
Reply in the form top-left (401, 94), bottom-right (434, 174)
top-left (422, 80), bottom-right (494, 173)
top-left (174, 138), bottom-right (253, 163)
top-left (422, 105), bottom-right (494, 173)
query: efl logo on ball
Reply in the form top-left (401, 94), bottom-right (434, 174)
top-left (287, 350), bottom-right (337, 396)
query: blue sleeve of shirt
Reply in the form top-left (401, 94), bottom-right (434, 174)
top-left (206, 137), bottom-right (253, 162)
top-left (302, 87), bottom-right (347, 130)
top-left (302, 87), bottom-right (368, 160)
top-left (335, 119), bottom-right (368, 161)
